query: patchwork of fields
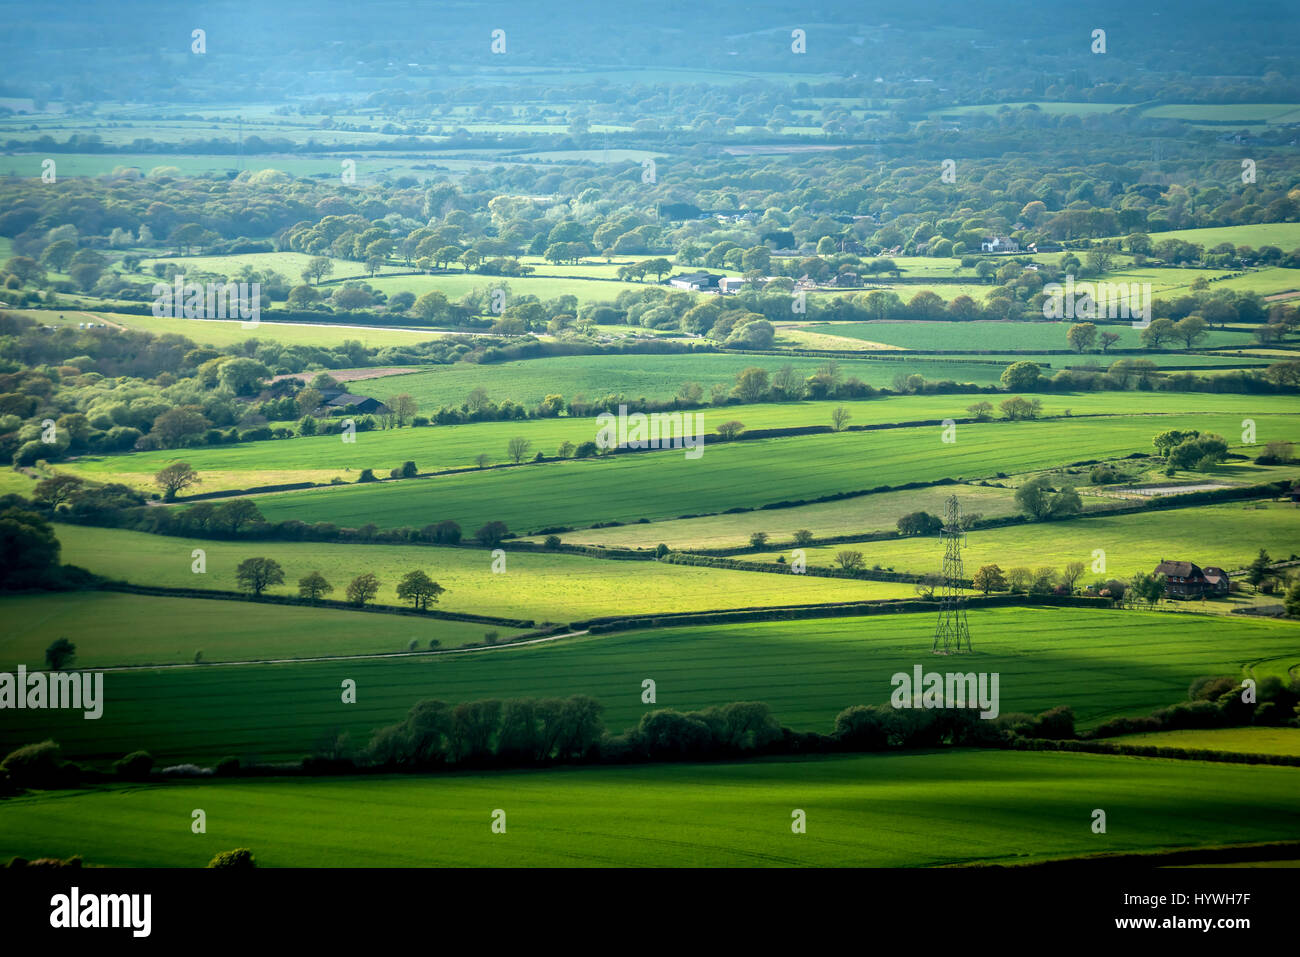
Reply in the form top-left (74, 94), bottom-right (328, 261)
top-left (246, 413), bottom-right (1300, 534)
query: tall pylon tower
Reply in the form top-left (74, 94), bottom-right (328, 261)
top-left (932, 494), bottom-right (972, 654)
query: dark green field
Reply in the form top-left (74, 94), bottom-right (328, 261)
top-left (3, 606), bottom-right (1295, 766)
top-left (2, 751), bottom-right (1296, 867)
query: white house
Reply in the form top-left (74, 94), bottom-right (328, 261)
top-left (718, 277), bottom-right (746, 294)
top-left (980, 236), bottom-right (1020, 253)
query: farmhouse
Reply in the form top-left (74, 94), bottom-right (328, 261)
top-left (668, 272), bottom-right (722, 291)
top-left (1153, 559), bottom-right (1229, 599)
top-left (1202, 566), bottom-right (1231, 596)
top-left (324, 393), bottom-right (390, 415)
top-left (980, 236), bottom-right (1020, 253)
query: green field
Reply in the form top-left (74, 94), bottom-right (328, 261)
top-left (2, 750), bottom-right (1298, 867)
top-left (756, 500), bottom-right (1300, 579)
top-left (0, 591), bottom-right (521, 668)
top-left (1121, 223), bottom-right (1300, 252)
top-left (524, 483), bottom-right (1025, 549)
top-left (799, 320), bottom-right (1247, 352)
top-left (2, 607), bottom-right (1296, 765)
top-left (1142, 103), bottom-right (1300, 125)
top-left (59, 391), bottom-right (1300, 492)
top-left (139, 251), bottom-right (377, 281)
top-left (1114, 727), bottom-right (1300, 756)
top-left (365, 272), bottom-right (647, 305)
top-left (52, 524), bottom-right (899, 624)
top-left (343, 354), bottom-right (1017, 407)
top-left (26, 309), bottom-right (449, 349)
top-left (248, 413), bottom-right (1300, 534)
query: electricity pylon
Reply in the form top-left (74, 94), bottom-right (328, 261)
top-left (932, 494), bottom-right (972, 654)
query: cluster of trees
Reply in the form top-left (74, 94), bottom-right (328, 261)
top-left (1013, 475), bottom-right (1083, 520)
top-left (1092, 674), bottom-right (1300, 738)
top-left (1152, 428), bottom-right (1229, 473)
top-left (971, 561), bottom-right (1090, 596)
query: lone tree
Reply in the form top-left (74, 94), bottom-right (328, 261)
top-left (235, 557), bottom-right (284, 596)
top-left (297, 571), bottom-right (333, 603)
top-left (1062, 561), bottom-right (1087, 593)
top-left (346, 573), bottom-right (381, 607)
top-left (830, 406), bottom-right (852, 432)
top-left (506, 436), bottom-right (533, 464)
top-left (155, 462), bottom-right (200, 500)
top-left (749, 531), bottom-right (769, 548)
top-left (1066, 322), bottom-right (1097, 353)
top-left (792, 529), bottom-right (815, 546)
top-left (45, 637), bottom-right (76, 671)
top-left (387, 394), bottom-right (418, 427)
top-left (834, 550), bottom-right (865, 572)
top-left (716, 420), bottom-right (745, 440)
top-left (1245, 549), bottom-right (1273, 593)
top-left (971, 564), bottom-right (1007, 595)
top-left (396, 570), bottom-right (445, 611)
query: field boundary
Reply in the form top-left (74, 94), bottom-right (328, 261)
top-left (93, 581), bottom-right (536, 629)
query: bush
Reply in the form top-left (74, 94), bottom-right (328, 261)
top-left (113, 750), bottom-right (154, 780)
top-left (833, 705), bottom-right (890, 750)
top-left (400, 460), bottom-right (418, 478)
top-left (214, 756), bottom-right (241, 777)
top-left (543, 535), bottom-right (561, 549)
top-left (357, 468), bottom-right (377, 483)
top-left (207, 848), bottom-right (256, 869)
top-left (0, 740), bottom-right (69, 789)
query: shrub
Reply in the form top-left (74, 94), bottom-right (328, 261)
top-left (356, 468), bottom-right (377, 483)
top-left (0, 740), bottom-right (69, 789)
top-left (214, 757), bottom-right (241, 777)
top-left (543, 535), bottom-right (561, 549)
top-left (113, 750), bottom-right (155, 780)
top-left (207, 848), bottom-right (256, 869)
top-left (833, 705), bottom-right (890, 750)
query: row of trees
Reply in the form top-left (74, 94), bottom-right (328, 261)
top-left (233, 557), bottom-right (445, 610)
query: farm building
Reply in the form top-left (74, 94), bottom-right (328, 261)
top-left (1153, 560), bottom-right (1229, 599)
top-left (324, 394), bottom-right (390, 416)
top-left (668, 272), bottom-right (722, 291)
top-left (718, 277), bottom-right (746, 294)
